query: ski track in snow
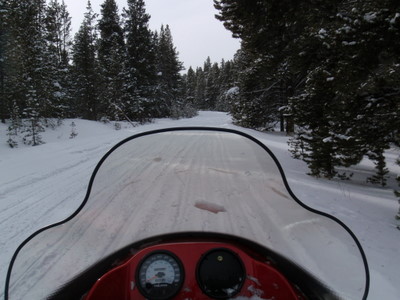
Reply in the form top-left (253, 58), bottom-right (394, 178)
top-left (0, 111), bottom-right (399, 299)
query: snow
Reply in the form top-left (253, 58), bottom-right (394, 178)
top-left (342, 41), bottom-right (357, 46)
top-left (316, 28), bottom-right (327, 39)
top-left (323, 137), bottom-right (333, 143)
top-left (0, 111), bottom-right (399, 299)
top-left (390, 13), bottom-right (400, 25)
top-left (364, 12), bottom-right (378, 23)
top-left (225, 86), bottom-right (239, 96)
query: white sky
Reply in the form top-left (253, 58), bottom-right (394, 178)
top-left (63, 0), bottom-right (241, 71)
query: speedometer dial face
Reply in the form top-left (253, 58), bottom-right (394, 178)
top-left (137, 251), bottom-right (184, 300)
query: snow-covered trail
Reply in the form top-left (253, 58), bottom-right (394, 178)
top-left (0, 112), bottom-right (232, 298)
top-left (1, 111), bottom-right (399, 299)
top-left (1, 131), bottom-right (123, 297)
top-left (5, 127), bottom-right (365, 299)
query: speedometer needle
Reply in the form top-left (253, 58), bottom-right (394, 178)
top-left (146, 275), bottom-right (158, 282)
top-left (147, 272), bottom-right (165, 282)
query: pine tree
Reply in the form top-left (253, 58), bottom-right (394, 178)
top-left (204, 62), bottom-right (220, 110)
top-left (194, 67), bottom-right (206, 109)
top-left (203, 57), bottom-right (212, 74)
top-left (0, 0), bottom-right (9, 123)
top-left (6, 0), bottom-right (49, 144)
top-left (228, 49), bottom-right (281, 130)
top-left (215, 59), bottom-right (235, 111)
top-left (6, 100), bottom-right (20, 147)
top-left (184, 66), bottom-right (196, 104)
top-left (182, 57), bottom-right (237, 113)
top-left (45, 0), bottom-right (72, 67)
top-left (69, 121), bottom-right (77, 138)
top-left (123, 0), bottom-right (157, 122)
top-left (289, 0), bottom-right (400, 178)
top-left (44, 0), bottom-right (72, 120)
top-left (22, 89), bottom-right (45, 146)
top-left (155, 24), bottom-right (184, 117)
top-left (71, 1), bottom-right (99, 120)
top-left (97, 0), bottom-right (126, 120)
top-left (1, 0), bottom-right (20, 136)
top-left (214, 0), bottom-right (299, 130)
top-left (215, 0), bottom-right (399, 179)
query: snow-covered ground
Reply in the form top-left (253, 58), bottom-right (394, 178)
top-left (0, 111), bottom-right (399, 299)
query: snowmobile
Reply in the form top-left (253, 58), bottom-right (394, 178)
top-left (5, 127), bottom-right (369, 300)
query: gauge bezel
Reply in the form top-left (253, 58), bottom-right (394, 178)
top-left (196, 247), bottom-right (246, 299)
top-left (136, 250), bottom-right (184, 300)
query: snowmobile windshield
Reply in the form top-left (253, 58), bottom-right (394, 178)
top-left (5, 128), bottom-right (368, 300)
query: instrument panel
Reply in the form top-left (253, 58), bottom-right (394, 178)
top-left (85, 241), bottom-right (300, 300)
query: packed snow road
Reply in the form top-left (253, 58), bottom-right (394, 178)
top-left (6, 129), bottom-right (367, 299)
top-left (1, 112), bottom-right (399, 299)
top-left (0, 112), bottom-right (232, 298)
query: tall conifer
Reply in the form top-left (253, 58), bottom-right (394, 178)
top-left (215, 0), bottom-right (400, 180)
top-left (123, 0), bottom-right (157, 122)
top-left (71, 1), bottom-right (99, 120)
top-left (44, 0), bottom-right (72, 119)
top-left (155, 24), bottom-right (183, 117)
top-left (0, 0), bottom-right (10, 123)
top-left (5, 0), bottom-right (49, 145)
top-left (98, 0), bottom-right (126, 120)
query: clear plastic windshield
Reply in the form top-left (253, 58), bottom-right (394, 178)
top-left (6, 129), bottom-right (368, 299)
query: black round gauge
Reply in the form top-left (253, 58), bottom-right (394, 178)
top-left (197, 248), bottom-right (245, 299)
top-left (136, 251), bottom-right (184, 300)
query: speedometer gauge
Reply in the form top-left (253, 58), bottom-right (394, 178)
top-left (136, 251), bottom-right (184, 300)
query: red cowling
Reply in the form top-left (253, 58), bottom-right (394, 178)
top-left (85, 241), bottom-right (301, 300)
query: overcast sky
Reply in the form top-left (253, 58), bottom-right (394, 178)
top-left (63, 0), bottom-right (241, 71)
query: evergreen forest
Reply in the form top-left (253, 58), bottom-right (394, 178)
top-left (1, 0), bottom-right (399, 204)
top-left (0, 0), bottom-right (201, 146)
top-left (214, 0), bottom-right (400, 192)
